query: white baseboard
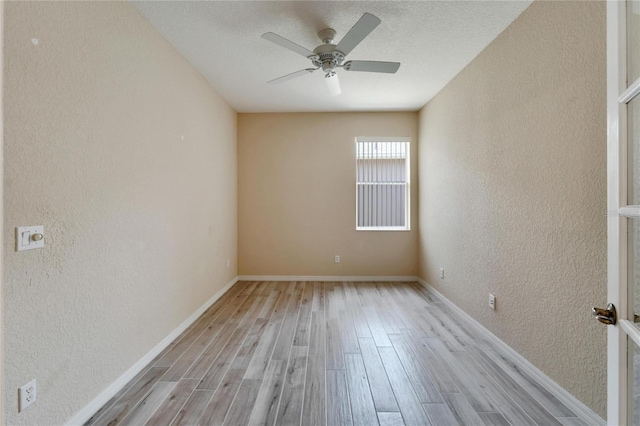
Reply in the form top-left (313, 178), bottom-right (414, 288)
top-left (237, 275), bottom-right (418, 282)
top-left (416, 277), bottom-right (605, 425)
top-left (65, 276), bottom-right (239, 426)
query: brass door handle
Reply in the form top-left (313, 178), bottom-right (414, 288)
top-left (592, 303), bottom-right (617, 325)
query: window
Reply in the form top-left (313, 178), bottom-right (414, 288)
top-left (356, 137), bottom-right (410, 230)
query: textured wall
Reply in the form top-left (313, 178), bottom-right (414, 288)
top-left (4, 2), bottom-right (237, 424)
top-left (238, 112), bottom-right (418, 277)
top-left (417, 0), bottom-right (607, 416)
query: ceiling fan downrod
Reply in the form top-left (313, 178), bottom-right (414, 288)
top-left (312, 28), bottom-right (345, 74)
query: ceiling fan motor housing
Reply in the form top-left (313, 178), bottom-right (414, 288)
top-left (312, 41), bottom-right (345, 73)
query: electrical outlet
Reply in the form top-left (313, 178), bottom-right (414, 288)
top-left (335, 255), bottom-right (340, 263)
top-left (440, 268), bottom-right (445, 279)
top-left (19, 379), bottom-right (36, 412)
top-left (226, 259), bottom-right (230, 269)
top-left (489, 294), bottom-right (496, 310)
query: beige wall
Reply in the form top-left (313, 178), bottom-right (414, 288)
top-left (3, 2), bottom-right (237, 424)
top-left (238, 113), bottom-right (418, 277)
top-left (418, 0), bottom-right (606, 416)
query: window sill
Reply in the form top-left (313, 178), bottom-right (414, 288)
top-left (356, 227), bottom-right (411, 232)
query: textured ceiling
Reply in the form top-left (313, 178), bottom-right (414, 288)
top-left (131, 1), bottom-right (532, 112)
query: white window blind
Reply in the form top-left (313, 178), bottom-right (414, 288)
top-left (356, 137), bottom-right (410, 230)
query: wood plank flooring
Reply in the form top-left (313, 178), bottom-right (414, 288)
top-left (86, 281), bottom-right (593, 426)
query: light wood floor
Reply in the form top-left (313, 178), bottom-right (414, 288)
top-left (85, 281), bottom-right (592, 426)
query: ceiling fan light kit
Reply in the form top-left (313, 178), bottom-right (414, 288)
top-left (325, 72), bottom-right (341, 96)
top-left (262, 12), bottom-right (401, 96)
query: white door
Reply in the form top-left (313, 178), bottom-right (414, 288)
top-left (606, 1), bottom-right (640, 424)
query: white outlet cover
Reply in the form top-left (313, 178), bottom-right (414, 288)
top-left (489, 294), bottom-right (496, 310)
top-left (19, 379), bottom-right (36, 412)
top-left (335, 255), bottom-right (340, 263)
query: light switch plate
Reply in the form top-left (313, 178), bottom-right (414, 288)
top-left (16, 226), bottom-right (44, 252)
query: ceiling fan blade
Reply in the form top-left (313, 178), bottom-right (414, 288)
top-left (267, 68), bottom-right (317, 84)
top-left (343, 60), bottom-right (400, 73)
top-left (325, 72), bottom-right (341, 96)
top-left (262, 32), bottom-right (316, 58)
top-left (335, 13), bottom-right (381, 56)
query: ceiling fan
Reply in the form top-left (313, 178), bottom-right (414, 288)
top-left (262, 13), bottom-right (401, 96)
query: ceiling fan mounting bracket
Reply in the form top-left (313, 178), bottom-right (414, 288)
top-left (318, 28), bottom-right (336, 44)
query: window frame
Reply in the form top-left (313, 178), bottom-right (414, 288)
top-left (355, 136), bottom-right (411, 232)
